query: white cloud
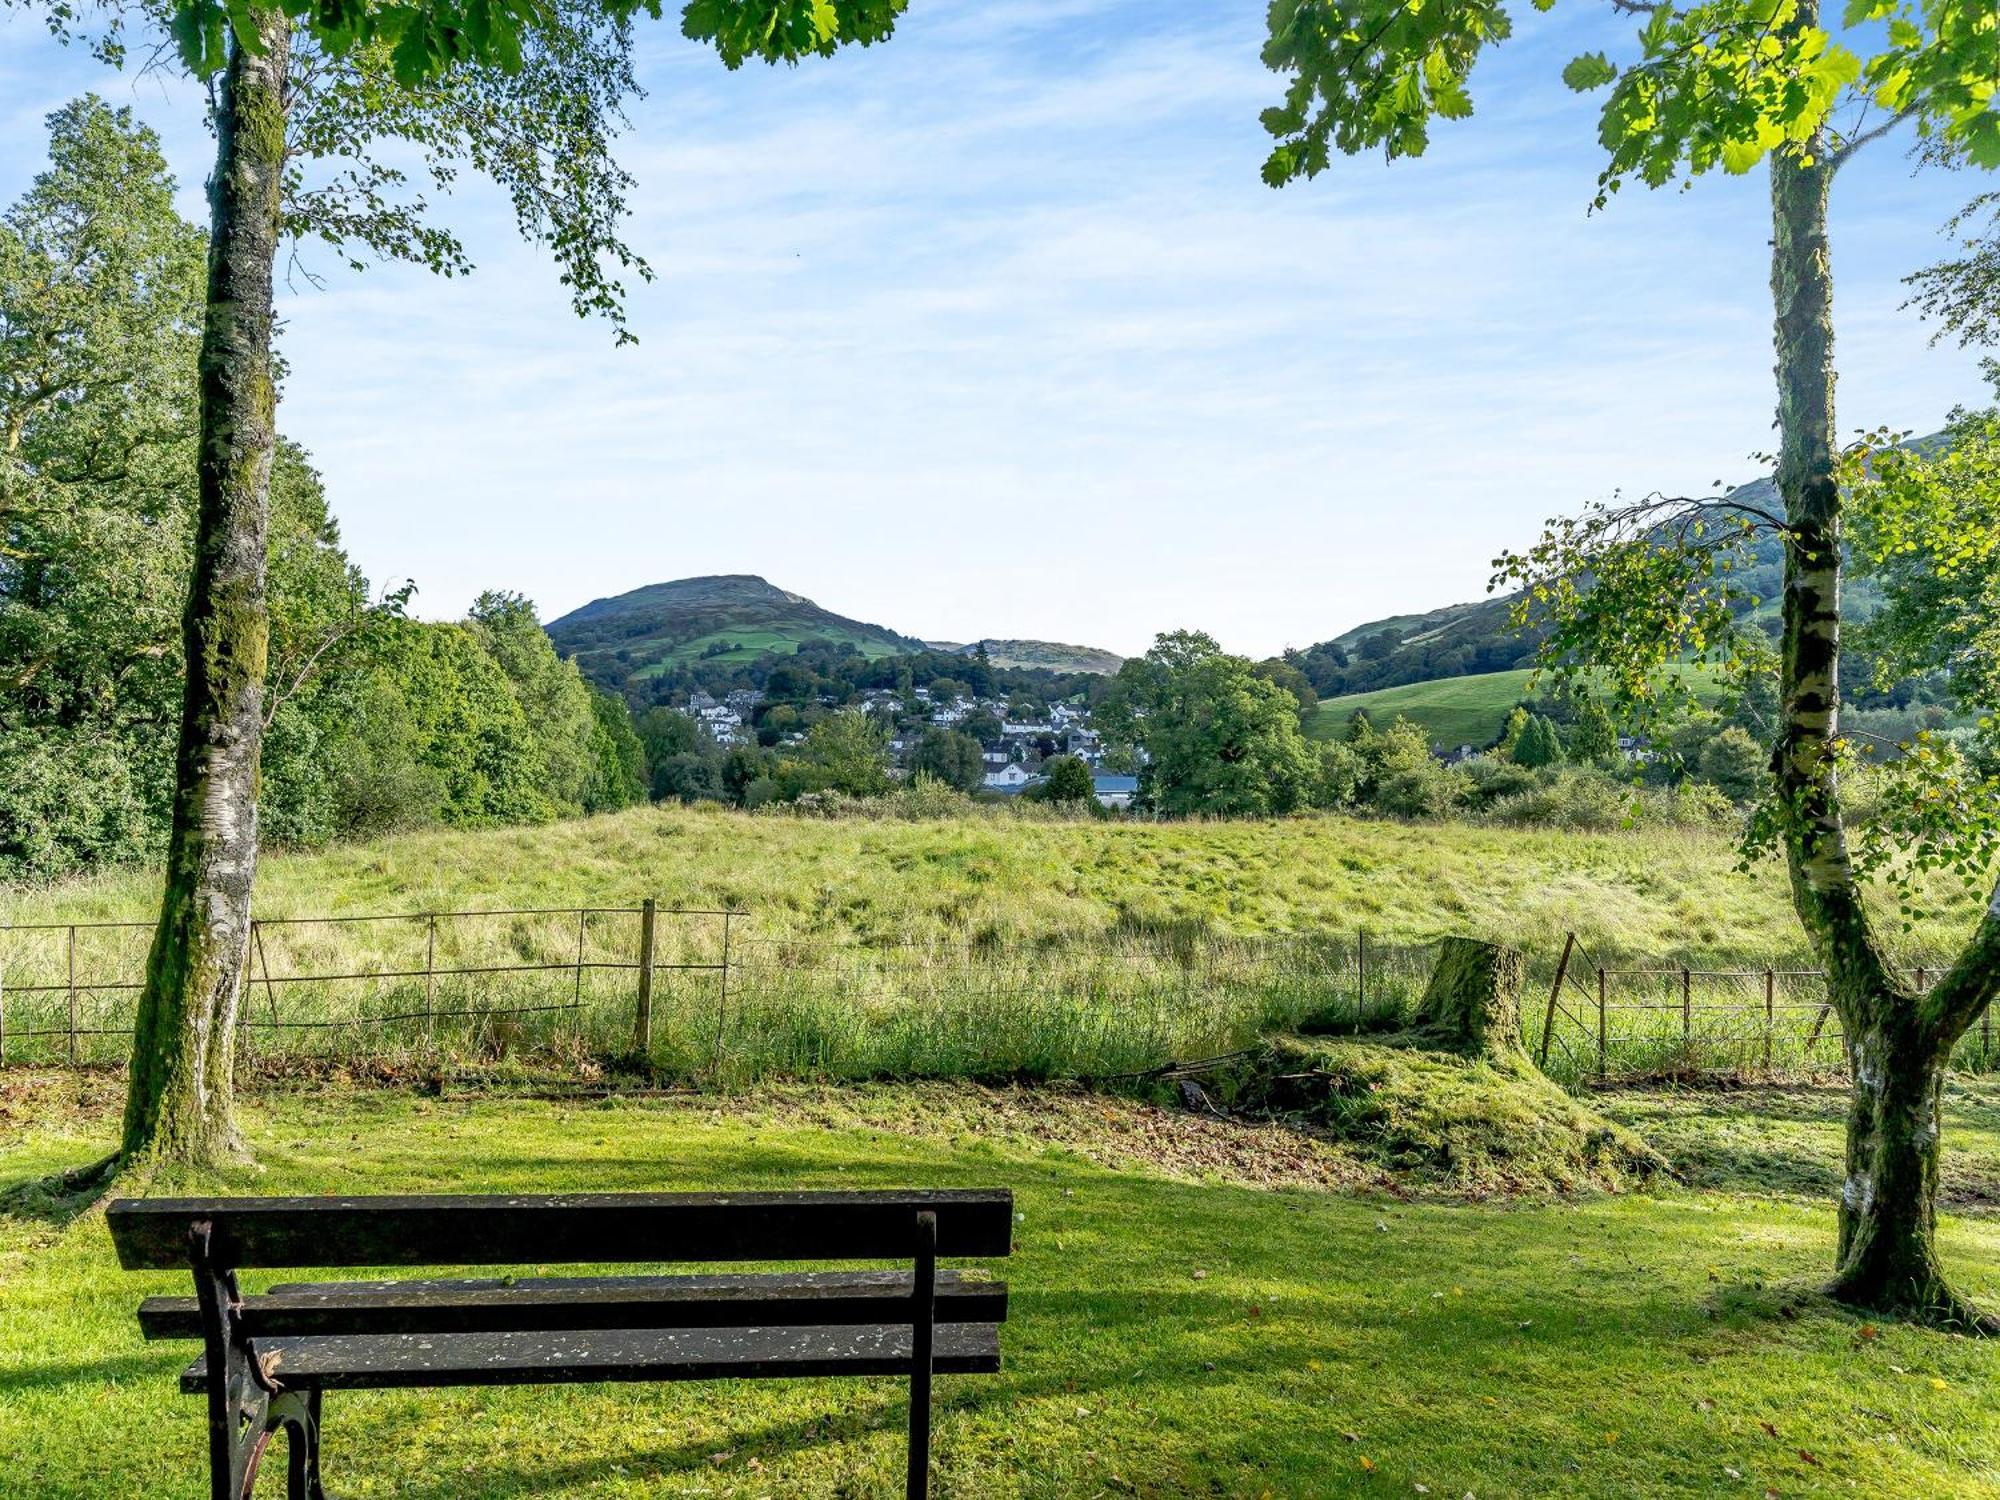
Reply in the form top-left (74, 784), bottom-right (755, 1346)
top-left (0, 1), bottom-right (1987, 657)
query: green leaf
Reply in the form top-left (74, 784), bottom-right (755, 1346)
top-left (1561, 52), bottom-right (1617, 92)
top-left (1719, 136), bottom-right (1765, 174)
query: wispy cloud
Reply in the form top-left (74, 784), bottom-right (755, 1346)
top-left (0, 1), bottom-right (1985, 655)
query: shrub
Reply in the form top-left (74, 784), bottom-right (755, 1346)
top-left (1455, 755), bottom-right (1539, 809)
top-left (1040, 755), bottom-right (1096, 804)
top-left (1483, 767), bottom-right (1734, 831)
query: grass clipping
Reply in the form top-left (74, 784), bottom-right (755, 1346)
top-left (1200, 939), bottom-right (1667, 1195)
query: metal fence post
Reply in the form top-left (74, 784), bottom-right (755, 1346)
top-left (1540, 933), bottom-right (1576, 1068)
top-left (66, 924), bottom-right (78, 1066)
top-left (0, 969), bottom-right (7, 1065)
top-left (1763, 968), bottom-right (1775, 1073)
top-left (424, 914), bottom-right (438, 1023)
top-left (634, 898), bottom-right (657, 1055)
top-left (1356, 928), bottom-right (1367, 1023)
top-left (1681, 966), bottom-right (1692, 1044)
top-left (1597, 966), bottom-right (1607, 1081)
top-left (237, 924), bottom-right (256, 1071)
top-left (712, 910), bottom-right (733, 1074)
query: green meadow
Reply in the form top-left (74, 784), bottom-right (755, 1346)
top-left (10, 800), bottom-right (1966, 963)
top-left (2, 1073), bottom-right (1997, 1498)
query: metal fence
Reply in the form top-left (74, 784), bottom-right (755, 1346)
top-left (2, 910), bottom-right (1994, 1084)
top-left (0, 901), bottom-right (735, 1066)
top-left (1530, 933), bottom-right (1999, 1082)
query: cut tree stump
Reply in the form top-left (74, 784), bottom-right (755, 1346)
top-left (1410, 936), bottom-right (1525, 1062)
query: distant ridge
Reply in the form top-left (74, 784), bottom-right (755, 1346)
top-left (547, 574), bottom-right (922, 692)
top-left (925, 639), bottom-right (1125, 675)
top-left (546, 575), bottom-right (1126, 695)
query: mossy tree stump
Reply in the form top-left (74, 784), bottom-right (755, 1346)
top-left (1410, 937), bottom-right (1526, 1063)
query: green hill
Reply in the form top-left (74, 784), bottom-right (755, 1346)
top-left (1291, 447), bottom-right (1922, 705)
top-left (925, 638), bottom-right (1125, 675)
top-left (547, 575), bottom-right (922, 690)
top-left (1308, 670), bottom-right (1545, 748)
top-left (1309, 667), bottom-right (1732, 749)
top-left (549, 577), bottom-right (1129, 695)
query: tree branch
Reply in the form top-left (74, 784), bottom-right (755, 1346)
top-left (1923, 881), bottom-right (2000, 1038)
top-left (1830, 106), bottom-right (1917, 172)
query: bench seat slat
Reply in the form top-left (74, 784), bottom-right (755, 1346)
top-left (179, 1322), bottom-right (1001, 1392)
top-left (138, 1270), bottom-right (1007, 1339)
top-left (108, 1190), bottom-right (1014, 1270)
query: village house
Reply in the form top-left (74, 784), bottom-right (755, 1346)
top-left (982, 762), bottom-right (1038, 792)
top-left (1092, 774), bottom-right (1138, 810)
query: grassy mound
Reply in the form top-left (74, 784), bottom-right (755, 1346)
top-left (1199, 1035), bottom-right (1669, 1195)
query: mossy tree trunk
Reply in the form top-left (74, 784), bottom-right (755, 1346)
top-left (1766, 23), bottom-right (2000, 1327)
top-left (1411, 937), bottom-right (1525, 1063)
top-left (120, 16), bottom-right (290, 1166)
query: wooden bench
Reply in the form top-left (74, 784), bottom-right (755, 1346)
top-left (108, 1189), bottom-right (1012, 1500)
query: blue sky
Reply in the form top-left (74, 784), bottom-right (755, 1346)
top-left (0, 1), bottom-right (1989, 658)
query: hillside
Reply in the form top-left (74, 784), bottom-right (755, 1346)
top-left (1297, 452), bottom-right (1910, 703)
top-left (548, 576), bottom-right (1128, 694)
top-left (547, 575), bottom-right (923, 688)
top-left (1307, 669), bottom-right (1545, 748)
top-left (924, 638), bottom-right (1125, 674)
top-left (1308, 665), bottom-right (1732, 749)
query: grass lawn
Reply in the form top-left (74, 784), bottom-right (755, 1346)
top-left (3, 1073), bottom-right (1998, 1498)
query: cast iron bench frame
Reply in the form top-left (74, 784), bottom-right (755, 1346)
top-left (108, 1189), bottom-right (1012, 1500)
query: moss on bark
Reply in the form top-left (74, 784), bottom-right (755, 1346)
top-left (120, 16), bottom-right (289, 1167)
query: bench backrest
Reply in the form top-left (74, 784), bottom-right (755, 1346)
top-left (107, 1189), bottom-right (1013, 1271)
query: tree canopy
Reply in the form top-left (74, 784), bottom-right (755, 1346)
top-left (1100, 631), bottom-right (1319, 816)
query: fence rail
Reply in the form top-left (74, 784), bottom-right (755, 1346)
top-left (2, 910), bottom-right (1994, 1084)
top-left (0, 902), bottom-right (735, 1066)
top-left (1531, 934), bottom-right (1997, 1081)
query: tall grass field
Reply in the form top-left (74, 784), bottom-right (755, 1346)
top-left (2, 804), bottom-right (1991, 1082)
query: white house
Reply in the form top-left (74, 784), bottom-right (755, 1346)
top-left (983, 763), bottom-right (1038, 792)
top-left (1092, 774), bottom-right (1138, 810)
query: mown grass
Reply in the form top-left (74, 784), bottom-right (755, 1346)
top-left (2, 1075), bottom-right (1998, 1498)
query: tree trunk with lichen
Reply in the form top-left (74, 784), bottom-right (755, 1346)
top-left (120, 17), bottom-right (290, 1166)
top-left (1767, 73), bottom-right (1999, 1330)
top-left (1410, 937), bottom-right (1525, 1063)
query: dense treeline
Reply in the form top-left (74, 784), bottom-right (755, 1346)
top-left (0, 100), bottom-right (643, 882)
top-left (620, 636), bottom-right (1108, 717)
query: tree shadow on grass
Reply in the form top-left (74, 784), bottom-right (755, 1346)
top-left (0, 1349), bottom-right (169, 1397)
top-left (0, 1152), bottom-right (122, 1230)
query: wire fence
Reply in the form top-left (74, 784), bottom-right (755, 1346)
top-left (1528, 933), bottom-right (1998, 1083)
top-left (1, 909), bottom-right (1993, 1085)
top-left (0, 902), bottom-right (733, 1068)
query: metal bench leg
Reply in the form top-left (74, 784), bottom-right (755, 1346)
top-left (907, 1211), bottom-right (937, 1500)
top-left (274, 1390), bottom-right (327, 1500)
